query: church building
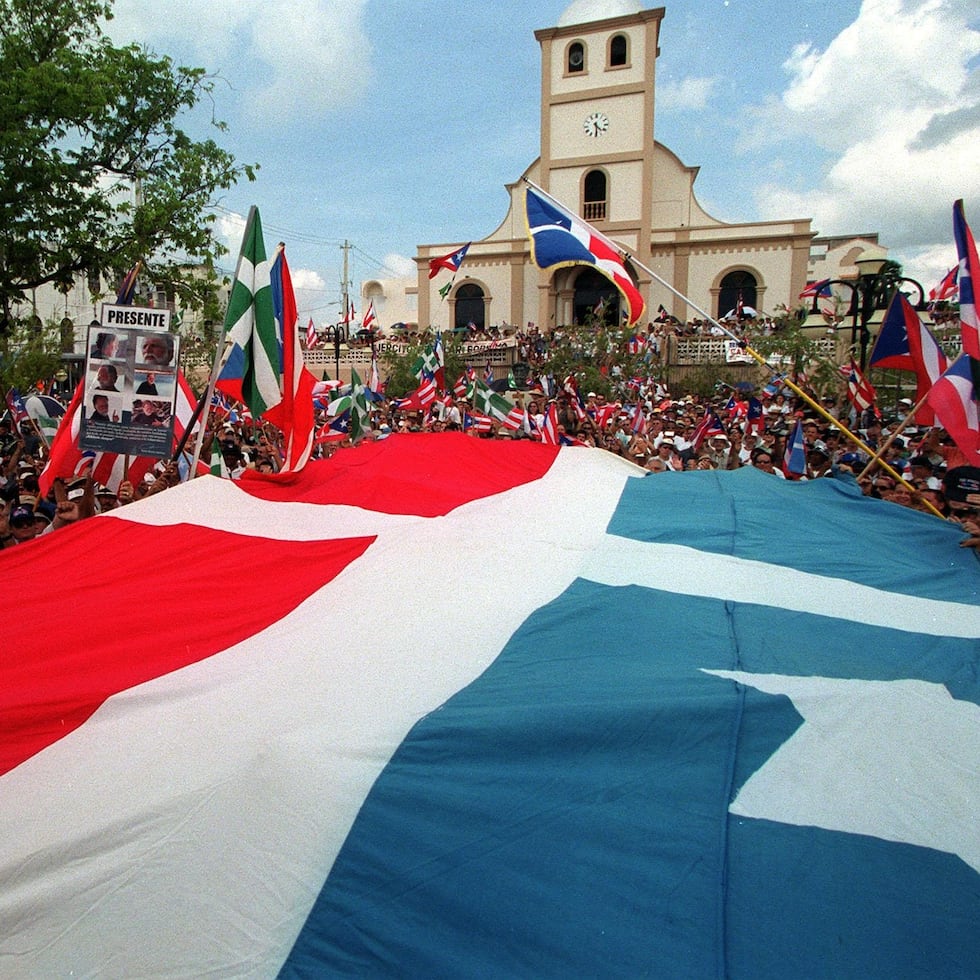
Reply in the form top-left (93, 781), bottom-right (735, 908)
top-left (415, 4), bottom-right (817, 333)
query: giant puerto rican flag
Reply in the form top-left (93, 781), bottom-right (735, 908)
top-left (2, 434), bottom-right (979, 977)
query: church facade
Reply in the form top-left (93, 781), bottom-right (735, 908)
top-left (414, 5), bottom-right (818, 334)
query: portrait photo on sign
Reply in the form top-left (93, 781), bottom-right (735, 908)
top-left (89, 331), bottom-right (128, 360)
top-left (91, 361), bottom-right (123, 392)
top-left (85, 392), bottom-right (121, 424)
top-left (130, 398), bottom-right (169, 427)
top-left (138, 333), bottom-right (175, 367)
top-left (134, 370), bottom-right (174, 397)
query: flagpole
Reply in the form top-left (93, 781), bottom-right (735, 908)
top-left (521, 179), bottom-right (944, 519)
top-left (186, 206), bottom-right (261, 475)
top-left (855, 390), bottom-right (932, 481)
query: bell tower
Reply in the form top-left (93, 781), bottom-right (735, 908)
top-left (534, 7), bottom-right (664, 269)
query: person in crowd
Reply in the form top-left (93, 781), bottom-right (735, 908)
top-left (750, 446), bottom-right (784, 478)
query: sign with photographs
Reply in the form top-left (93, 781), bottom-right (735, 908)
top-left (80, 310), bottom-right (180, 458)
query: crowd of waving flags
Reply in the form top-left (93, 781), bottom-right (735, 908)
top-left (286, 194), bottom-right (980, 471)
top-left (20, 196), bottom-right (980, 491)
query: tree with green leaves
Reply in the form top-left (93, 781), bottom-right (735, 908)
top-left (0, 0), bottom-right (255, 334)
top-left (0, 319), bottom-right (64, 394)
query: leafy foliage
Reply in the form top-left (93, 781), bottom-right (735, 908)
top-left (0, 320), bottom-right (65, 393)
top-left (0, 0), bottom-right (254, 331)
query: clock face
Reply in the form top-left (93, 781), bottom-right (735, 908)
top-left (583, 111), bottom-right (609, 138)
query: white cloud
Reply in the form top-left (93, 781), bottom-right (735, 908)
top-left (211, 212), bottom-right (247, 264)
top-left (657, 76), bottom-right (717, 113)
top-left (109, 0), bottom-right (371, 124)
top-left (558, 0), bottom-right (643, 27)
top-left (748, 0), bottom-right (980, 269)
top-left (381, 253), bottom-right (417, 279)
top-left (290, 268), bottom-right (326, 291)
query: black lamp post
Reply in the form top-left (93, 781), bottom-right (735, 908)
top-left (808, 247), bottom-right (927, 370)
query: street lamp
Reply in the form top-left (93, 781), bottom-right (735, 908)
top-left (807, 246), bottom-right (927, 370)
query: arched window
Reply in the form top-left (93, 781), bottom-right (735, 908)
top-left (717, 271), bottom-right (758, 320)
top-left (573, 270), bottom-right (619, 325)
top-left (454, 283), bottom-right (485, 331)
top-left (609, 34), bottom-right (628, 67)
top-left (567, 42), bottom-right (585, 74)
top-left (583, 170), bottom-right (607, 222)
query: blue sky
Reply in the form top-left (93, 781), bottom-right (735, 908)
top-left (107, 0), bottom-right (980, 324)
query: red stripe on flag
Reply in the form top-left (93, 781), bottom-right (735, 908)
top-left (238, 431), bottom-right (559, 515)
top-left (1, 521), bottom-right (375, 776)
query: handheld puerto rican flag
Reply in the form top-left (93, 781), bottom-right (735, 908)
top-left (782, 417), bottom-right (807, 477)
top-left (306, 318), bottom-right (318, 349)
top-left (841, 359), bottom-right (877, 414)
top-left (926, 354), bottom-right (980, 465)
top-left (428, 243), bottom-right (471, 280)
top-left (4, 387), bottom-right (30, 426)
top-left (869, 292), bottom-right (947, 424)
top-left (362, 300), bottom-right (377, 332)
top-left (953, 199), bottom-right (980, 360)
top-left (392, 374), bottom-right (437, 413)
top-left (691, 410), bottom-right (725, 451)
top-left (928, 265), bottom-right (959, 305)
top-left (799, 278), bottom-right (832, 300)
top-left (524, 184), bottom-right (645, 327)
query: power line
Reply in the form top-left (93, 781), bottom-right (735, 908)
top-left (208, 203), bottom-right (416, 281)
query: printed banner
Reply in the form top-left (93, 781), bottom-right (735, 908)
top-left (81, 315), bottom-right (180, 458)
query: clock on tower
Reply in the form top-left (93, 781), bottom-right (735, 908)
top-left (583, 111), bottom-right (609, 138)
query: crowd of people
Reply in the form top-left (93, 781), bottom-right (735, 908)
top-left (2, 318), bottom-right (979, 553)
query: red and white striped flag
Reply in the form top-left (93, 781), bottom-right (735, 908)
top-left (540, 403), bottom-right (560, 445)
top-left (362, 301), bottom-right (377, 332)
top-left (264, 247), bottom-right (316, 473)
top-left (502, 406), bottom-right (526, 431)
top-left (840, 359), bottom-right (877, 413)
top-left (953, 199), bottom-right (980, 360)
top-left (306, 318), bottom-right (318, 348)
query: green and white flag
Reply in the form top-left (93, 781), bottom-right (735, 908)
top-left (471, 379), bottom-right (512, 423)
top-left (209, 439), bottom-right (229, 478)
top-left (215, 207), bottom-right (281, 418)
top-left (349, 368), bottom-right (371, 443)
top-left (411, 344), bottom-right (440, 381)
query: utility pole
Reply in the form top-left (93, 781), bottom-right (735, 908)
top-left (340, 240), bottom-right (350, 342)
top-left (338, 240), bottom-right (351, 382)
